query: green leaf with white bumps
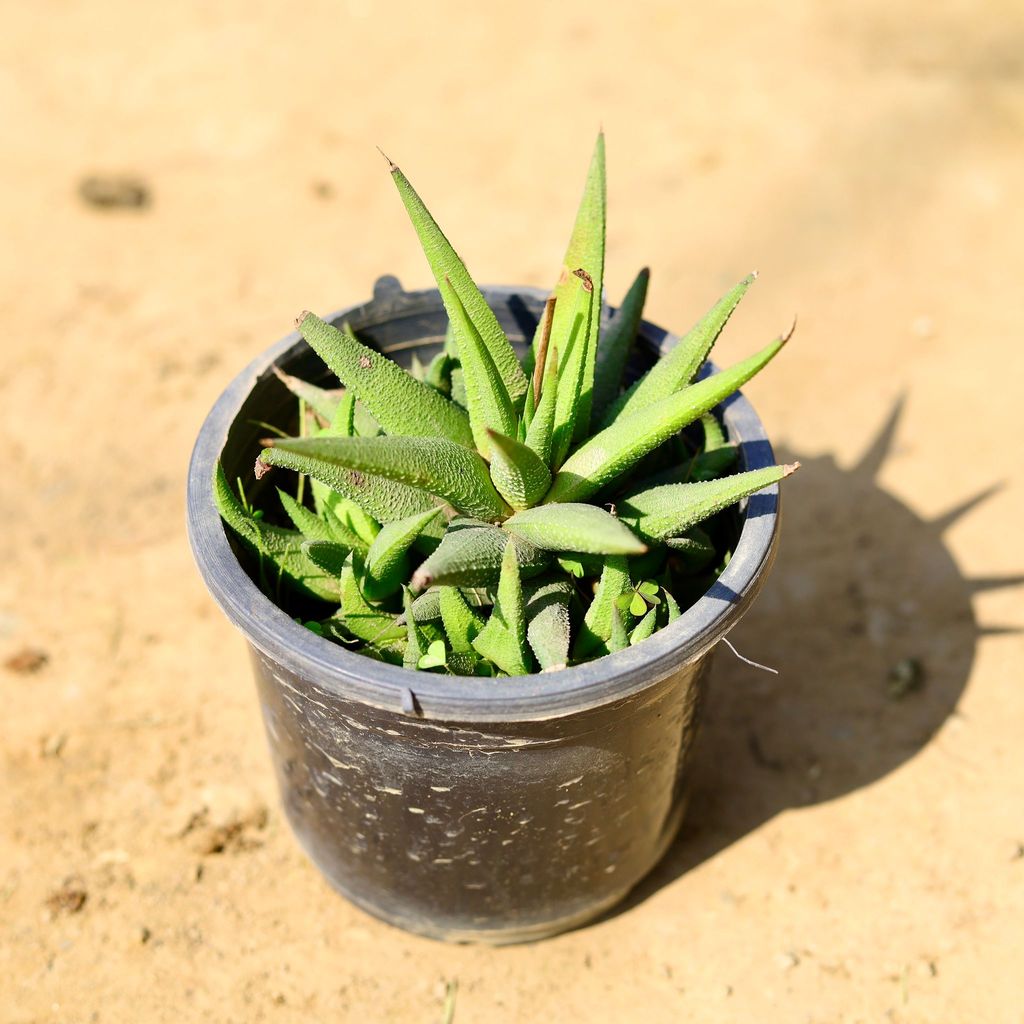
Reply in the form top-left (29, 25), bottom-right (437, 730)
top-left (296, 312), bottom-right (473, 446)
top-left (544, 132), bottom-right (606, 442)
top-left (439, 586), bottom-right (485, 655)
top-left (364, 506), bottom-right (444, 601)
top-left (525, 579), bottom-right (573, 671)
top-left (573, 555), bottom-right (633, 660)
top-left (388, 159), bottom-right (529, 407)
top-left (619, 463), bottom-right (798, 541)
top-left (440, 276), bottom-right (516, 458)
top-left (600, 273), bottom-right (756, 428)
top-left (213, 464), bottom-right (340, 602)
top-left (411, 521), bottom-right (548, 591)
top-left (503, 503), bottom-right (646, 555)
top-left (261, 434), bottom-right (509, 522)
top-left (546, 333), bottom-right (789, 504)
top-left (472, 541), bottom-right (531, 675)
top-left (592, 267), bottom-right (649, 413)
top-left (486, 429), bottom-right (551, 511)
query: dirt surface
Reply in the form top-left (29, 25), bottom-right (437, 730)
top-left (3, 1), bottom-right (1023, 1020)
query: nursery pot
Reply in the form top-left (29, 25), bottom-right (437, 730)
top-left (187, 276), bottom-right (782, 944)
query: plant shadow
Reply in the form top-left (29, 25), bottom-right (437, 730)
top-left (612, 397), bottom-right (1021, 915)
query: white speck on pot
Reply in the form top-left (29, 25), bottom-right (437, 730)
top-left (379, 787), bottom-right (402, 796)
top-left (430, 786), bottom-right (451, 793)
top-left (408, 807), bottom-right (425, 814)
top-left (557, 775), bottom-right (584, 788)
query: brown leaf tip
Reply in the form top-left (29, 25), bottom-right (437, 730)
top-left (781, 315), bottom-right (798, 343)
top-left (376, 146), bottom-right (398, 172)
top-left (295, 310), bottom-right (312, 330)
top-left (573, 268), bottom-right (594, 292)
top-left (783, 461), bottom-right (801, 477)
top-left (253, 456), bottom-right (272, 481)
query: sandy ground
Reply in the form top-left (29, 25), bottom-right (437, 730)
top-left (2, 1), bottom-right (1023, 1020)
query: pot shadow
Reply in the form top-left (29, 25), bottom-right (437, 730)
top-left (614, 396), bottom-right (1022, 913)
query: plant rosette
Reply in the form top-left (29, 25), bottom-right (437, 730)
top-left (187, 136), bottom-right (796, 943)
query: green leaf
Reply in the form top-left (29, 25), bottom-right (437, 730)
top-left (545, 333), bottom-right (789, 504)
top-left (608, 603), bottom-right (629, 654)
top-left (523, 343), bottom-right (559, 466)
top-left (321, 500), bottom-right (376, 549)
top-left (277, 488), bottom-right (334, 542)
top-left (411, 521), bottom-right (548, 591)
top-left (619, 464), bottom-right (798, 541)
top-left (592, 267), bottom-right (650, 412)
top-left (525, 579), bottom-right (572, 671)
top-left (440, 276), bottom-right (516, 458)
top-left (665, 526), bottom-right (716, 572)
top-left (363, 506), bottom-right (444, 601)
top-left (418, 639), bottom-right (448, 671)
top-left (402, 588), bottom-right (426, 670)
top-left (544, 133), bottom-right (606, 443)
top-left (261, 434), bottom-right (510, 522)
top-left (486, 429), bottom-right (552, 511)
top-left (300, 540), bottom-right (350, 576)
top-left (339, 553), bottom-right (405, 646)
top-left (629, 591), bottom-right (648, 616)
top-left (471, 541), bottom-right (531, 675)
top-left (600, 273), bottom-right (756, 428)
top-left (629, 606), bottom-right (659, 645)
top-left (551, 272), bottom-right (596, 468)
top-left (387, 159), bottom-right (529, 407)
top-left (296, 312), bottom-right (473, 446)
top-left (264, 443), bottom-right (440, 530)
top-left (663, 588), bottom-right (682, 623)
top-left (573, 555), bottom-right (632, 660)
top-left (272, 366), bottom-right (340, 423)
top-left (700, 411), bottom-right (727, 452)
top-left (690, 445), bottom-right (739, 482)
top-left (424, 351), bottom-right (454, 395)
top-left (212, 463), bottom-right (340, 602)
top-left (503, 503), bottom-right (647, 555)
top-left (405, 585), bottom-right (494, 624)
top-left (439, 586), bottom-right (485, 655)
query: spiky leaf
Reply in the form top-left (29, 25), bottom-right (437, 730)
top-left (545, 133), bottom-right (606, 441)
top-left (439, 586), bottom-right (485, 654)
top-left (411, 521), bottom-right (548, 591)
top-left (524, 344), bottom-right (559, 466)
top-left (573, 555), bottom-right (632, 660)
top-left (600, 273), bottom-right (756, 428)
top-left (546, 333), bottom-right (788, 504)
top-left (296, 312), bottom-right (473, 446)
top-left (551, 272), bottom-right (595, 467)
top-left (261, 435), bottom-right (509, 522)
top-left (486, 429), bottom-right (552, 511)
top-left (338, 553), bottom-right (404, 647)
top-left (619, 464), bottom-right (798, 541)
top-left (629, 606), bottom-right (658, 645)
top-left (364, 506), bottom-right (444, 600)
top-left (592, 267), bottom-right (649, 412)
top-left (472, 541), bottom-right (531, 675)
top-left (525, 579), bottom-right (572, 671)
top-left (440, 277), bottom-right (516, 457)
top-left (503, 504), bottom-right (646, 555)
top-left (213, 464), bottom-right (340, 602)
top-left (388, 160), bottom-right (529, 407)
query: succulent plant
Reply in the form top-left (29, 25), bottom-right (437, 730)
top-left (214, 134), bottom-right (797, 675)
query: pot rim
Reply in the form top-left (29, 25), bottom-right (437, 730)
top-left (186, 278), bottom-right (781, 723)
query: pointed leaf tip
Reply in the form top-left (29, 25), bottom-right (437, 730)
top-left (376, 146), bottom-right (397, 171)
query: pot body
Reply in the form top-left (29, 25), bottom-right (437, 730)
top-left (253, 643), bottom-right (709, 943)
top-left (188, 276), bottom-right (781, 943)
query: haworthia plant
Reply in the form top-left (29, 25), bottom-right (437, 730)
top-left (214, 135), bottom-right (798, 676)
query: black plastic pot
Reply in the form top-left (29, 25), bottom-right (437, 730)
top-left (186, 276), bottom-right (782, 944)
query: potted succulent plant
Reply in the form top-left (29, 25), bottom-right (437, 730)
top-left (187, 134), bottom-right (796, 943)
